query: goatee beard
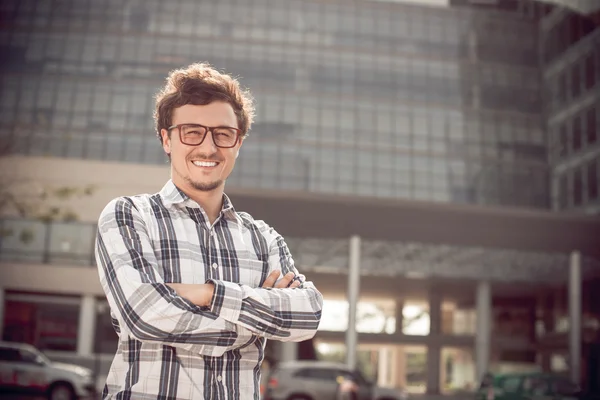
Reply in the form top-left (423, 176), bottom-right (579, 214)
top-left (188, 179), bottom-right (223, 192)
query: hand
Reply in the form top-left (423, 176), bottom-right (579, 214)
top-left (261, 270), bottom-right (301, 289)
top-left (166, 283), bottom-right (214, 307)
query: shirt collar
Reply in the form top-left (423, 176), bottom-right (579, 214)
top-left (159, 180), bottom-right (236, 216)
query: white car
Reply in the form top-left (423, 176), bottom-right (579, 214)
top-left (264, 360), bottom-right (408, 400)
top-left (0, 341), bottom-right (96, 400)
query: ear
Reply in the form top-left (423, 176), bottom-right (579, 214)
top-left (236, 137), bottom-right (243, 159)
top-left (160, 129), bottom-right (171, 155)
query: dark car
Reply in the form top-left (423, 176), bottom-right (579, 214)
top-left (476, 372), bottom-right (582, 400)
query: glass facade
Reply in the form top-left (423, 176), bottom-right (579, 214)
top-left (543, 7), bottom-right (600, 213)
top-left (0, 0), bottom-right (550, 208)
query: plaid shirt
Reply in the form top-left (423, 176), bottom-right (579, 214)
top-left (95, 180), bottom-right (323, 400)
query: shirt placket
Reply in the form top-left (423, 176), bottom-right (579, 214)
top-left (203, 220), bottom-right (225, 399)
top-left (205, 219), bottom-right (221, 281)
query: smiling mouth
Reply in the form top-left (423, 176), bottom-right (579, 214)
top-left (191, 161), bottom-right (219, 167)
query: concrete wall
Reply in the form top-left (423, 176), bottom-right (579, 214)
top-left (0, 263), bottom-right (103, 296)
top-left (1, 155), bottom-right (170, 223)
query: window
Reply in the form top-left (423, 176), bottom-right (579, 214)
top-left (571, 63), bottom-right (581, 99)
top-left (574, 167), bottom-right (583, 206)
top-left (569, 16), bottom-right (582, 46)
top-left (559, 124), bottom-right (568, 157)
top-left (19, 348), bottom-right (47, 365)
top-left (0, 347), bottom-right (21, 362)
top-left (584, 53), bottom-right (596, 90)
top-left (573, 116), bottom-right (582, 151)
top-left (588, 161), bottom-right (598, 200)
top-left (295, 368), bottom-right (343, 382)
top-left (587, 107), bottom-right (597, 144)
top-left (502, 376), bottom-right (522, 392)
top-left (559, 174), bottom-right (568, 209)
top-left (558, 73), bottom-right (567, 104)
top-left (525, 377), bottom-right (549, 395)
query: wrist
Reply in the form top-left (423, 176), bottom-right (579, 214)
top-left (201, 282), bottom-right (215, 307)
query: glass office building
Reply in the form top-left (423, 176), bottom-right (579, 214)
top-left (541, 4), bottom-right (600, 214)
top-left (1, 0), bottom-right (600, 394)
top-left (1, 0), bottom-right (567, 209)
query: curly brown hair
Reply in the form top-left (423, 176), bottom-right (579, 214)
top-left (153, 62), bottom-right (255, 145)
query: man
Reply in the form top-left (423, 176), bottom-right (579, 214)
top-left (95, 63), bottom-right (323, 399)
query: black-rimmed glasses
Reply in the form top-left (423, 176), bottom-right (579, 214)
top-left (168, 123), bottom-right (245, 148)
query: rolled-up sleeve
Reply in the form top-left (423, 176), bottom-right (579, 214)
top-left (207, 229), bottom-right (323, 341)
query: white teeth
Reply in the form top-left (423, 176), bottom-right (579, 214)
top-left (192, 161), bottom-right (217, 167)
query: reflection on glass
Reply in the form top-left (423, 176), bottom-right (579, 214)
top-left (315, 342), bottom-right (428, 393)
top-left (441, 347), bottom-right (475, 393)
top-left (318, 299), bottom-right (396, 334)
top-left (442, 301), bottom-right (476, 335)
top-left (402, 302), bottom-right (430, 336)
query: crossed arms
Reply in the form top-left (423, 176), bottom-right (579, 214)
top-left (95, 197), bottom-right (323, 357)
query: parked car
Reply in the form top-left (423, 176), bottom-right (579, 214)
top-left (0, 341), bottom-right (96, 400)
top-left (264, 360), bottom-right (408, 400)
top-left (476, 371), bottom-right (583, 400)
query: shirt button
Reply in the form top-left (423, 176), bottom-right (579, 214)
top-left (217, 375), bottom-right (222, 382)
top-left (212, 263), bottom-right (218, 269)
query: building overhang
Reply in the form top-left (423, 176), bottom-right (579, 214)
top-left (536, 0), bottom-right (600, 15)
top-left (228, 187), bottom-right (600, 259)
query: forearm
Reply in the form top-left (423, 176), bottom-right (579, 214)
top-left (166, 282), bottom-right (215, 307)
top-left (99, 276), bottom-right (244, 356)
top-left (207, 279), bottom-right (323, 341)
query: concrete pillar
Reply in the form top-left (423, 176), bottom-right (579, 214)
top-left (394, 346), bottom-right (407, 389)
top-left (440, 348), bottom-right (448, 391)
top-left (279, 342), bottom-right (298, 363)
top-left (77, 295), bottom-right (96, 356)
top-left (346, 235), bottom-right (361, 370)
top-left (0, 287), bottom-right (4, 337)
top-left (427, 290), bottom-right (442, 393)
top-left (476, 281), bottom-right (491, 381)
top-left (569, 251), bottom-right (582, 385)
top-left (378, 347), bottom-right (390, 387)
top-left (429, 291), bottom-right (442, 335)
top-left (395, 299), bottom-right (404, 335)
top-left (427, 345), bottom-right (441, 394)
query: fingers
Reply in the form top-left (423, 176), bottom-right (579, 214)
top-left (289, 278), bottom-right (301, 289)
top-left (262, 270), bottom-right (302, 289)
top-left (273, 272), bottom-right (294, 288)
top-left (261, 270), bottom-right (281, 288)
top-left (274, 272), bottom-right (302, 289)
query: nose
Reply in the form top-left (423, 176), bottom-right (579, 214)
top-left (197, 130), bottom-right (218, 153)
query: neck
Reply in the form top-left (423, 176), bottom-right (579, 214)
top-left (176, 180), bottom-right (224, 225)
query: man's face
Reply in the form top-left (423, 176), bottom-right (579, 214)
top-left (160, 102), bottom-right (242, 193)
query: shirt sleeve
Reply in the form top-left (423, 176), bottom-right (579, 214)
top-left (95, 197), bottom-right (253, 357)
top-left (207, 227), bottom-right (323, 342)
